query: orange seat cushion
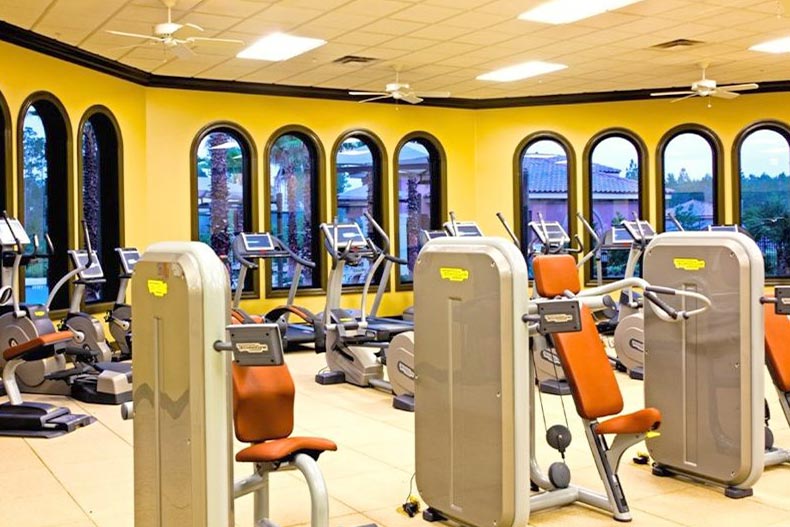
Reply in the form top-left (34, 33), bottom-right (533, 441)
top-left (552, 305), bottom-right (624, 420)
top-left (236, 436), bottom-right (337, 463)
top-left (595, 408), bottom-right (662, 435)
top-left (765, 304), bottom-right (790, 392)
top-left (533, 254), bottom-right (580, 298)
top-left (3, 331), bottom-right (74, 361)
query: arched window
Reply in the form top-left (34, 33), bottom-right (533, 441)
top-left (586, 131), bottom-right (645, 280)
top-left (736, 123), bottom-right (790, 279)
top-left (516, 133), bottom-right (574, 259)
top-left (333, 131), bottom-right (386, 287)
top-left (395, 134), bottom-right (444, 287)
top-left (79, 107), bottom-right (122, 304)
top-left (268, 128), bottom-right (322, 292)
top-left (659, 127), bottom-right (721, 231)
top-left (18, 94), bottom-right (71, 309)
top-left (192, 124), bottom-right (255, 293)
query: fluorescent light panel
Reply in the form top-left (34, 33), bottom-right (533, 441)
top-left (519, 0), bottom-right (643, 25)
top-left (237, 32), bottom-right (326, 61)
top-left (477, 61), bottom-right (567, 82)
top-left (750, 36), bottom-right (790, 54)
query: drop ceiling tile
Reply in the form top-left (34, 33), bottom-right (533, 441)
top-left (454, 29), bottom-right (520, 46)
top-left (361, 18), bottom-right (427, 35)
top-left (390, 3), bottom-right (462, 23)
top-left (378, 36), bottom-right (440, 51)
top-left (406, 23), bottom-right (471, 41)
top-left (442, 10), bottom-right (510, 29)
top-left (194, 0), bottom-right (271, 17)
top-left (334, 0), bottom-right (412, 17)
top-left (303, 11), bottom-right (379, 31)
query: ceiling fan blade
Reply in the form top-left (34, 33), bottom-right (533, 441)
top-left (107, 30), bottom-right (162, 41)
top-left (170, 43), bottom-right (195, 59)
top-left (711, 89), bottom-right (739, 100)
top-left (650, 90), bottom-right (696, 97)
top-left (718, 83), bottom-right (759, 92)
top-left (186, 36), bottom-right (245, 45)
top-left (349, 91), bottom-right (388, 96)
top-left (184, 22), bottom-right (205, 32)
top-left (400, 92), bottom-right (423, 104)
top-left (670, 93), bottom-right (700, 103)
top-left (358, 95), bottom-right (393, 103)
top-left (413, 91), bottom-right (451, 98)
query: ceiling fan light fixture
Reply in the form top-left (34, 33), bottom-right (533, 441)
top-left (750, 36), bottom-right (790, 54)
top-left (237, 32), bottom-right (326, 61)
top-left (518, 0), bottom-right (643, 25)
top-left (477, 61), bottom-right (567, 82)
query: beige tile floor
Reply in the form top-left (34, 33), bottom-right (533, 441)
top-left (3, 351), bottom-right (790, 527)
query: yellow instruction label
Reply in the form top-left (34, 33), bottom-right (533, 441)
top-left (147, 279), bottom-right (168, 298)
top-left (673, 258), bottom-right (706, 271)
top-left (440, 267), bottom-right (469, 282)
top-left (34, 311), bottom-right (46, 317)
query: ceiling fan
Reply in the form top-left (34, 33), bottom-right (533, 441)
top-left (349, 73), bottom-right (451, 104)
top-left (106, 0), bottom-right (244, 59)
top-left (650, 64), bottom-right (759, 103)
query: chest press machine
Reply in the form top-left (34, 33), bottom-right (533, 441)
top-left (413, 237), bottom-right (697, 525)
top-left (126, 242), bottom-right (341, 527)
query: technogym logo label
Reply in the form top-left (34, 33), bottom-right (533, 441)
top-left (440, 267), bottom-right (469, 282)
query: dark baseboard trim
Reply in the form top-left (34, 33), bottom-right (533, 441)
top-left (3, 21), bottom-right (790, 109)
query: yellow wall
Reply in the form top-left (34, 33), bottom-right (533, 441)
top-left (1, 38), bottom-right (787, 316)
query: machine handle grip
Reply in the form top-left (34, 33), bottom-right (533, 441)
top-left (644, 290), bottom-right (679, 320)
top-left (496, 212), bottom-right (520, 248)
top-left (363, 211), bottom-right (390, 252)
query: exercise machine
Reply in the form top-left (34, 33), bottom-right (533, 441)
top-left (231, 232), bottom-right (323, 352)
top-left (105, 247), bottom-right (139, 360)
top-left (644, 230), bottom-right (765, 497)
top-left (763, 287), bottom-right (790, 468)
top-left (315, 219), bottom-right (415, 411)
top-left (414, 236), bottom-right (683, 524)
top-left (126, 241), bottom-right (339, 527)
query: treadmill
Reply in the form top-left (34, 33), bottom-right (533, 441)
top-left (231, 232), bottom-right (320, 351)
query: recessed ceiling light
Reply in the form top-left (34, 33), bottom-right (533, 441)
top-left (518, 0), bottom-right (643, 25)
top-left (477, 61), bottom-right (567, 82)
top-left (237, 32), bottom-right (326, 61)
top-left (750, 36), bottom-right (790, 54)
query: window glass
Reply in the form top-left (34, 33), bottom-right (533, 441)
top-left (22, 106), bottom-right (49, 304)
top-left (397, 140), bottom-right (438, 284)
top-left (663, 132), bottom-right (715, 231)
top-left (520, 138), bottom-right (570, 254)
top-left (196, 130), bottom-right (249, 291)
top-left (739, 128), bottom-right (790, 278)
top-left (590, 136), bottom-right (641, 280)
top-left (335, 136), bottom-right (381, 286)
top-left (270, 133), bottom-right (320, 289)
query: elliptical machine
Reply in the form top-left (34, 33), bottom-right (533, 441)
top-left (230, 232), bottom-right (324, 352)
top-left (315, 214), bottom-right (415, 411)
top-left (105, 247), bottom-right (139, 361)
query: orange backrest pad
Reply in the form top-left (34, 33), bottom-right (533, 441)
top-left (551, 305), bottom-right (624, 420)
top-left (533, 254), bottom-right (581, 298)
top-left (232, 363), bottom-right (295, 443)
top-left (765, 304), bottom-right (790, 393)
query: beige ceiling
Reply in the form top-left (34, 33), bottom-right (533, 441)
top-left (2, 0), bottom-right (790, 99)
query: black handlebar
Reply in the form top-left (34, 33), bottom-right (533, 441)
top-left (644, 288), bottom-right (681, 320)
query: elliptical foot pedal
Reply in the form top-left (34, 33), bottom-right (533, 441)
top-left (423, 508), bottom-right (447, 522)
top-left (315, 371), bottom-right (346, 385)
top-left (628, 367), bottom-right (644, 381)
top-left (724, 486), bottom-right (753, 499)
top-left (392, 394), bottom-right (415, 412)
top-left (651, 464), bottom-right (672, 477)
top-left (539, 379), bottom-right (571, 396)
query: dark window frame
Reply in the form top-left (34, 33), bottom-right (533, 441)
top-left (657, 124), bottom-right (724, 232)
top-left (581, 128), bottom-right (649, 284)
top-left (264, 124), bottom-right (326, 299)
top-left (189, 121), bottom-right (258, 299)
top-left (330, 129), bottom-right (389, 291)
top-left (394, 131), bottom-right (447, 291)
top-left (512, 131), bottom-right (577, 262)
top-left (16, 91), bottom-right (73, 312)
top-left (733, 119), bottom-right (790, 282)
top-left (0, 90), bottom-right (10, 211)
top-left (77, 105), bottom-right (123, 310)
